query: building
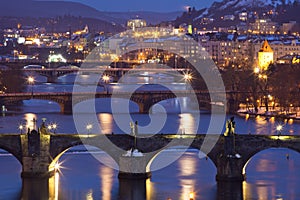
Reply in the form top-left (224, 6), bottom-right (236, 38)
top-left (281, 21), bottom-right (297, 34)
top-left (249, 19), bottom-right (278, 34)
top-left (199, 34), bottom-right (252, 68)
top-left (127, 18), bottom-right (147, 31)
top-left (258, 40), bottom-right (274, 70)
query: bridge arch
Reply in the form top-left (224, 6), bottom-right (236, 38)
top-left (242, 147), bottom-right (300, 176)
top-left (0, 148), bottom-right (22, 166)
top-left (49, 144), bottom-right (119, 172)
top-left (23, 99), bottom-right (61, 112)
top-left (0, 136), bottom-right (23, 164)
top-left (146, 145), bottom-right (217, 174)
top-left (74, 98), bottom-right (140, 113)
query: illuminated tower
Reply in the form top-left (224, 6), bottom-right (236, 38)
top-left (187, 7), bottom-right (193, 35)
top-left (258, 40), bottom-right (273, 71)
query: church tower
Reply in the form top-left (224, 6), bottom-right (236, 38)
top-left (258, 40), bottom-right (273, 71)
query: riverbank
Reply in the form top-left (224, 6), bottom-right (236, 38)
top-left (237, 108), bottom-right (300, 121)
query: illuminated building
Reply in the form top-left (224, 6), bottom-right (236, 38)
top-left (74, 25), bottom-right (89, 35)
top-left (127, 18), bottom-right (147, 31)
top-left (249, 19), bottom-right (278, 34)
top-left (258, 40), bottom-right (273, 70)
top-left (71, 25), bottom-right (90, 52)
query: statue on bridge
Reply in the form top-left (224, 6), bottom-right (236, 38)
top-left (130, 121), bottom-right (138, 136)
top-left (224, 117), bottom-right (235, 136)
top-left (223, 117), bottom-right (240, 158)
top-left (124, 121), bottom-right (143, 157)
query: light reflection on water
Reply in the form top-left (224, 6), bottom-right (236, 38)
top-left (3, 98), bottom-right (300, 135)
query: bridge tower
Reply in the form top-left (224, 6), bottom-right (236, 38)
top-left (21, 123), bottom-right (53, 178)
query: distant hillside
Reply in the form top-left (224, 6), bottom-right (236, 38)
top-left (0, 15), bottom-right (124, 33)
top-left (0, 0), bottom-right (181, 26)
top-left (168, 0), bottom-right (300, 29)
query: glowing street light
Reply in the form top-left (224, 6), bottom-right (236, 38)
top-left (28, 76), bottom-right (35, 96)
top-left (183, 73), bottom-right (192, 90)
top-left (18, 124), bottom-right (23, 134)
top-left (52, 123), bottom-right (57, 133)
top-left (276, 124), bottom-right (283, 135)
top-left (47, 123), bottom-right (58, 133)
top-left (189, 191), bottom-right (195, 200)
top-left (86, 123), bottom-right (93, 135)
top-left (102, 75), bottom-right (110, 82)
top-left (254, 67), bottom-right (260, 74)
top-left (102, 75), bottom-right (110, 93)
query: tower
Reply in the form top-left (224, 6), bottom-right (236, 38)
top-left (187, 7), bottom-right (193, 35)
top-left (258, 40), bottom-right (273, 71)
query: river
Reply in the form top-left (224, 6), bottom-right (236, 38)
top-left (0, 73), bottom-right (300, 199)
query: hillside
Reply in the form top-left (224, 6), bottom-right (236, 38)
top-left (169, 0), bottom-right (300, 29)
top-left (0, 0), bottom-right (181, 26)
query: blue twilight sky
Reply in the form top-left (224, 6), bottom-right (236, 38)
top-left (42, 0), bottom-right (218, 12)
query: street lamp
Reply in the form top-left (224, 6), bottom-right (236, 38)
top-left (183, 73), bottom-right (192, 90)
top-left (47, 123), bottom-right (58, 133)
top-left (276, 124), bottom-right (283, 135)
top-left (255, 71), bottom-right (269, 112)
top-left (102, 75), bottom-right (110, 94)
top-left (18, 124), bottom-right (23, 134)
top-left (52, 123), bottom-right (57, 133)
top-left (86, 123), bottom-right (93, 136)
top-left (28, 76), bottom-right (35, 96)
top-left (254, 67), bottom-right (260, 74)
top-left (47, 124), bottom-right (52, 131)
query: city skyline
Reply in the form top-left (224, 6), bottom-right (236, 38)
top-left (37, 0), bottom-right (218, 12)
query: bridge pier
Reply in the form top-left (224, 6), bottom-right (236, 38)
top-left (60, 102), bottom-right (73, 114)
top-left (118, 156), bottom-right (151, 179)
top-left (217, 180), bottom-right (243, 200)
top-left (215, 155), bottom-right (245, 182)
top-left (21, 126), bottom-right (54, 178)
top-left (137, 103), bottom-right (152, 114)
top-left (47, 76), bottom-right (58, 83)
top-left (118, 178), bottom-right (147, 200)
top-left (216, 133), bottom-right (244, 182)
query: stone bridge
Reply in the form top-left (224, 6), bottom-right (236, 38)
top-left (1, 60), bottom-right (189, 83)
top-left (0, 91), bottom-right (224, 114)
top-left (0, 60), bottom-right (80, 69)
top-left (23, 67), bottom-right (189, 83)
top-left (0, 124), bottom-right (300, 182)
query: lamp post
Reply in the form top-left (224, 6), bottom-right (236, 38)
top-left (102, 75), bottom-right (110, 94)
top-left (47, 124), bottom-right (52, 132)
top-left (52, 123), bottom-right (57, 134)
top-left (254, 67), bottom-right (270, 113)
top-left (86, 123), bottom-right (93, 137)
top-left (183, 73), bottom-right (192, 90)
top-left (276, 124), bottom-right (283, 135)
top-left (28, 76), bottom-right (35, 97)
top-left (18, 124), bottom-right (23, 134)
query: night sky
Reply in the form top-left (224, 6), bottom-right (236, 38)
top-left (39, 0), bottom-right (218, 12)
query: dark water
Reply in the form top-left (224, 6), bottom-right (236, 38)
top-left (1, 74), bottom-right (300, 199)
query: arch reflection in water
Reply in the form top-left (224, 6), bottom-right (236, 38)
top-left (150, 149), bottom-right (216, 200)
top-left (243, 148), bottom-right (300, 200)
